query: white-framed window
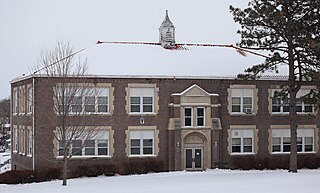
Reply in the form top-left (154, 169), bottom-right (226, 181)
top-left (129, 88), bottom-right (154, 114)
top-left (271, 90), bottom-right (314, 113)
top-left (196, 107), bottom-right (205, 127)
top-left (27, 86), bottom-right (33, 114)
top-left (57, 130), bottom-right (109, 157)
top-left (183, 107), bottom-right (206, 127)
top-left (184, 107), bottom-right (193, 127)
top-left (19, 127), bottom-right (25, 154)
top-left (231, 129), bottom-right (254, 154)
top-left (297, 129), bottom-right (314, 152)
top-left (58, 87), bottom-right (109, 114)
top-left (272, 129), bottom-right (314, 153)
top-left (129, 130), bottom-right (154, 156)
top-left (27, 129), bottom-right (33, 156)
top-left (13, 126), bottom-right (18, 152)
top-left (272, 129), bottom-right (291, 152)
top-left (19, 86), bottom-right (25, 114)
top-left (231, 89), bottom-right (253, 114)
top-left (84, 88), bottom-right (109, 113)
top-left (13, 89), bottom-right (18, 114)
top-left (71, 96), bottom-right (82, 113)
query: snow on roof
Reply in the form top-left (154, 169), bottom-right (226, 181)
top-left (10, 74), bottom-right (289, 84)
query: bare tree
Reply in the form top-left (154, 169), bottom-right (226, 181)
top-left (0, 98), bottom-right (10, 125)
top-left (37, 41), bottom-right (102, 186)
top-left (0, 98), bottom-right (10, 146)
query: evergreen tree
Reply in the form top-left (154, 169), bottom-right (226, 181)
top-left (230, 0), bottom-right (320, 172)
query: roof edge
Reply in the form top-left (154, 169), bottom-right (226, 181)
top-left (10, 74), bottom-right (290, 84)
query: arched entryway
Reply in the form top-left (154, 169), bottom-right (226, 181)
top-left (183, 132), bottom-right (207, 171)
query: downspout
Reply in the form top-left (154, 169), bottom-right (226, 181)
top-left (10, 82), bottom-right (13, 170)
top-left (32, 75), bottom-right (35, 171)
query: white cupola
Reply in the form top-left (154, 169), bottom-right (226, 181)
top-left (159, 10), bottom-right (176, 49)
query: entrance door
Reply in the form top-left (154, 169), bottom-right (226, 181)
top-left (185, 148), bottom-right (203, 171)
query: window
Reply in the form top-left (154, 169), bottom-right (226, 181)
top-left (57, 87), bottom-right (109, 114)
top-left (196, 107), bottom-right (205, 127)
top-left (272, 129), bottom-right (314, 153)
top-left (84, 96), bottom-right (95, 112)
top-left (271, 90), bottom-right (314, 113)
top-left (71, 96), bottom-right (82, 113)
top-left (183, 107), bottom-right (206, 127)
top-left (27, 86), bottom-right (33, 114)
top-left (84, 140), bottom-right (95, 155)
top-left (13, 126), bottom-right (18, 152)
top-left (297, 90), bottom-right (314, 113)
top-left (231, 129), bottom-right (254, 154)
top-left (19, 127), bottom-right (24, 154)
top-left (129, 130), bottom-right (154, 156)
top-left (72, 140), bottom-right (82, 155)
top-left (27, 129), bottom-right (32, 156)
top-left (84, 87), bottom-right (109, 113)
top-left (97, 139), bottom-right (108, 155)
top-left (19, 87), bottom-right (26, 114)
top-left (58, 142), bottom-right (65, 156)
top-left (13, 89), bottom-right (18, 114)
top-left (231, 89), bottom-right (253, 114)
top-left (184, 107), bottom-right (192, 127)
top-left (273, 98), bottom-right (290, 113)
top-left (57, 130), bottom-right (109, 157)
top-left (129, 88), bottom-right (154, 113)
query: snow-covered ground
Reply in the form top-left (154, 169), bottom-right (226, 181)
top-left (0, 169), bottom-right (319, 193)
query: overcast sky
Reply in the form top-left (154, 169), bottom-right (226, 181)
top-left (0, 0), bottom-right (269, 99)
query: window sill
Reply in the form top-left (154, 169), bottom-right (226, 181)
top-left (56, 155), bottom-right (111, 160)
top-left (230, 113), bottom-right (256, 116)
top-left (271, 152), bottom-right (316, 155)
top-left (128, 155), bottom-right (157, 158)
top-left (57, 112), bottom-right (111, 116)
top-left (271, 152), bottom-right (290, 154)
top-left (83, 112), bottom-right (111, 116)
top-left (230, 153), bottom-right (255, 156)
top-left (271, 112), bottom-right (316, 116)
top-left (128, 113), bottom-right (157, 116)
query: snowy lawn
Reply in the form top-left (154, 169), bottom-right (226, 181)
top-left (0, 169), bottom-right (319, 193)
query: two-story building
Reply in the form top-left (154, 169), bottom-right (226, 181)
top-left (10, 74), bottom-right (320, 175)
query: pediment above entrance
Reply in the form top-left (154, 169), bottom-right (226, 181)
top-left (172, 84), bottom-right (218, 97)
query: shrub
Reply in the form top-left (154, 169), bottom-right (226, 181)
top-left (73, 164), bottom-right (118, 178)
top-left (229, 156), bottom-right (256, 170)
top-left (229, 155), bottom-right (320, 170)
top-left (34, 168), bottom-right (61, 182)
top-left (0, 170), bottom-right (34, 184)
top-left (127, 158), bottom-right (164, 174)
